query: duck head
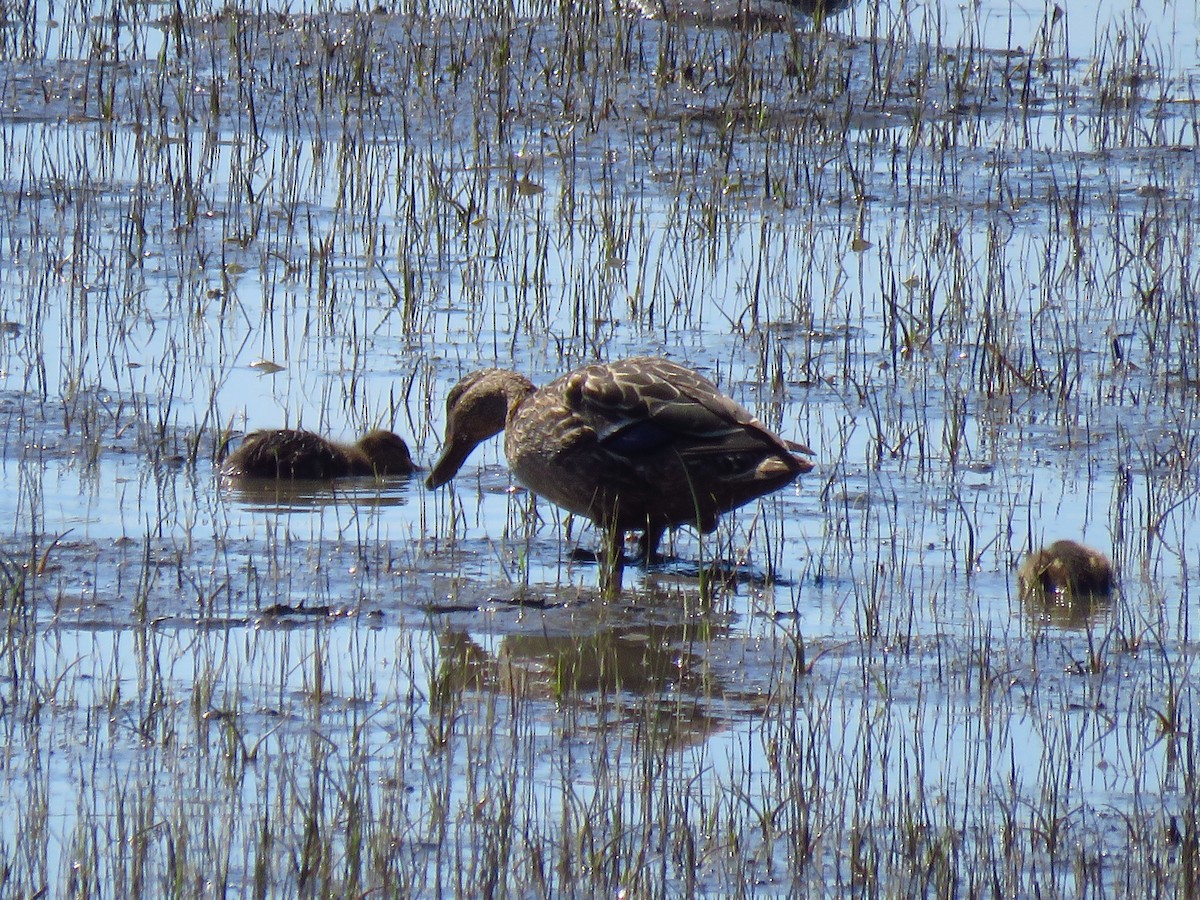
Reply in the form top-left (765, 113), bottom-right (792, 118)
top-left (426, 369), bottom-right (535, 489)
top-left (356, 430), bottom-right (419, 475)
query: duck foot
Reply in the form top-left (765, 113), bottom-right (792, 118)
top-left (568, 546), bottom-right (667, 567)
top-left (568, 547), bottom-right (785, 586)
top-left (569, 546), bottom-right (600, 564)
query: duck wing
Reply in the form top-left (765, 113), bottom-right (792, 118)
top-left (569, 357), bottom-right (805, 462)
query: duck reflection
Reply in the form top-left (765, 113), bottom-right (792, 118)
top-left (431, 619), bottom-right (732, 749)
top-left (220, 476), bottom-right (418, 513)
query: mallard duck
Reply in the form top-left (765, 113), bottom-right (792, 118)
top-left (1018, 540), bottom-right (1114, 598)
top-left (425, 356), bottom-right (815, 565)
top-left (221, 429), bottom-right (418, 480)
top-left (629, 0), bottom-right (851, 26)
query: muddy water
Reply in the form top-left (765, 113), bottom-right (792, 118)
top-left (0, 0), bottom-right (1198, 893)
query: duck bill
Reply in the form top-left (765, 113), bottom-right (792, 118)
top-left (425, 439), bottom-right (476, 489)
top-left (785, 439), bottom-right (816, 457)
top-left (793, 455), bottom-right (816, 475)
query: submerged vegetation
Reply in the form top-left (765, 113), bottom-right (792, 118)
top-left (0, 0), bottom-right (1197, 893)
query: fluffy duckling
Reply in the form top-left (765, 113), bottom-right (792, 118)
top-left (221, 429), bottom-right (417, 480)
top-left (1018, 540), bottom-right (1114, 599)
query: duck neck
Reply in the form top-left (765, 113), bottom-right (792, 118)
top-left (501, 373), bottom-right (537, 428)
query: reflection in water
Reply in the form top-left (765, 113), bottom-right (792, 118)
top-left (432, 616), bottom-right (735, 749)
top-left (1019, 587), bottom-right (1114, 630)
top-left (219, 477), bottom-right (417, 513)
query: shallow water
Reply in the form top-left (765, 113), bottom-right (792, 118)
top-left (0, 0), bottom-right (1199, 893)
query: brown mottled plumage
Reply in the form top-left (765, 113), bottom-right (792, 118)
top-left (426, 357), bottom-right (815, 566)
top-left (1018, 540), bottom-right (1114, 599)
top-left (221, 429), bottom-right (417, 480)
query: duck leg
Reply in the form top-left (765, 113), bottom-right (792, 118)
top-left (635, 526), bottom-right (666, 566)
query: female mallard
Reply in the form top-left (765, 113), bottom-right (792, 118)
top-left (425, 356), bottom-right (815, 565)
top-left (221, 429), bottom-right (418, 480)
top-left (1018, 540), bottom-right (1114, 598)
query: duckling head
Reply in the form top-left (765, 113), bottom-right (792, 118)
top-left (357, 430), bottom-right (419, 475)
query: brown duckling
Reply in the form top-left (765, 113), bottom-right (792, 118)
top-left (221, 429), bottom-right (417, 480)
top-left (1018, 540), bottom-right (1114, 599)
top-left (425, 356), bottom-right (815, 566)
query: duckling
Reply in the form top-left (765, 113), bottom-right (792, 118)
top-left (1018, 540), bottom-right (1114, 599)
top-left (221, 429), bottom-right (417, 480)
top-left (425, 356), bottom-right (814, 567)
